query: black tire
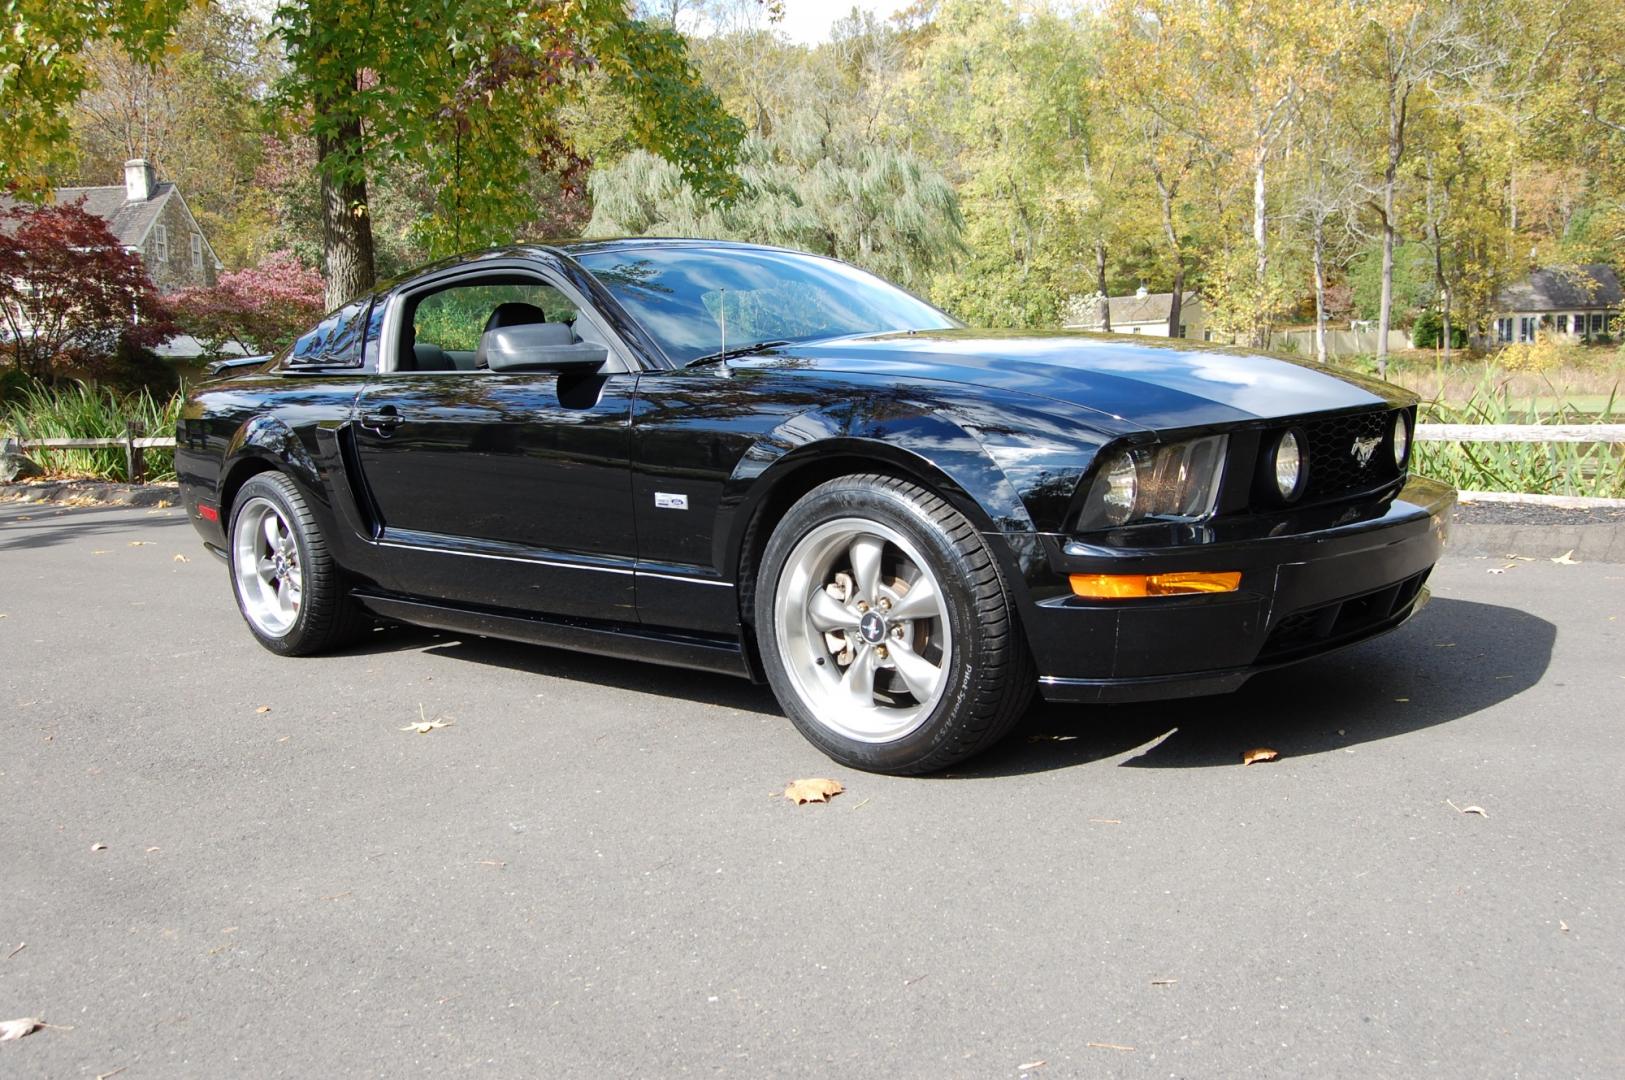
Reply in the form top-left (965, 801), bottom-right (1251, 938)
top-left (755, 473), bottom-right (1035, 775)
top-left (227, 471), bottom-right (366, 656)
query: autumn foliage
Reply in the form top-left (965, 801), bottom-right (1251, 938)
top-left (170, 250), bottom-right (326, 357)
top-left (0, 201), bottom-right (176, 379)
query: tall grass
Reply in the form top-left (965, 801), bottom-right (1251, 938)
top-left (2, 381), bottom-right (183, 482)
top-left (1417, 377), bottom-right (1624, 498)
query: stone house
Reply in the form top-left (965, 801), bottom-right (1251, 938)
top-left (2, 159), bottom-right (222, 294)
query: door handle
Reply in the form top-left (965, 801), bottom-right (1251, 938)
top-left (360, 406), bottom-right (403, 434)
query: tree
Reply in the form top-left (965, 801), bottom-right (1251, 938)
top-left (269, 0), bottom-right (746, 308)
top-left (169, 251), bottom-right (327, 357)
top-left (63, 4), bottom-right (280, 270)
top-left (0, 0), bottom-right (190, 196)
top-left (0, 202), bottom-right (175, 379)
top-left (1351, 0), bottom-right (1493, 375)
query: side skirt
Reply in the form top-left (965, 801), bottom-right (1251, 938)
top-left (350, 590), bottom-right (751, 679)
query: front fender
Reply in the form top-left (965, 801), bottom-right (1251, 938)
top-left (718, 385), bottom-right (1118, 579)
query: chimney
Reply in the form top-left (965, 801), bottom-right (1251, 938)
top-left (1135, 283), bottom-right (1149, 299)
top-left (124, 159), bottom-right (156, 202)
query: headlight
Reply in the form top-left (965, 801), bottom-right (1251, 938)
top-left (1078, 435), bottom-right (1228, 530)
top-left (1273, 430), bottom-right (1307, 502)
top-left (1392, 411), bottom-right (1411, 468)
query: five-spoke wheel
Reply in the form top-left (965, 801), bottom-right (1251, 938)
top-left (774, 518), bottom-right (951, 742)
top-left (233, 496), bottom-right (303, 637)
top-left (757, 474), bottom-right (1034, 774)
top-left (226, 471), bottom-right (365, 655)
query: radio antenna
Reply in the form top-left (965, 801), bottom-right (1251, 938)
top-left (719, 289), bottom-right (727, 366)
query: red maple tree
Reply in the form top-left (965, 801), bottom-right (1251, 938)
top-left (170, 250), bottom-right (327, 357)
top-left (0, 200), bottom-right (176, 379)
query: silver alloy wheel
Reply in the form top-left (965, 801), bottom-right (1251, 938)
top-left (233, 496), bottom-right (302, 637)
top-left (773, 517), bottom-right (953, 743)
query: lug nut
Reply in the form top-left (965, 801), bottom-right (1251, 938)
top-left (856, 601), bottom-right (869, 613)
top-left (875, 645), bottom-right (888, 659)
top-left (877, 598), bottom-right (891, 612)
top-left (892, 626), bottom-right (905, 639)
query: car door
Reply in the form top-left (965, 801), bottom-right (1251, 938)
top-left (349, 265), bottom-right (640, 622)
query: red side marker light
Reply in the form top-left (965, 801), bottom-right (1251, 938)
top-left (198, 504), bottom-right (219, 522)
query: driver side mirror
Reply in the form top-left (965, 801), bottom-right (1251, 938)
top-left (483, 324), bottom-right (608, 373)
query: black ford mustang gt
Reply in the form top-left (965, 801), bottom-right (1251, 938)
top-left (177, 239), bottom-right (1453, 774)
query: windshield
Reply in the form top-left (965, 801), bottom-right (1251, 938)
top-left (571, 245), bottom-right (959, 366)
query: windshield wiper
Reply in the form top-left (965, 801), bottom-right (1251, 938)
top-left (686, 340), bottom-right (793, 368)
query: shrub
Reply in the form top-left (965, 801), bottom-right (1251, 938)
top-left (1411, 309), bottom-right (1467, 350)
top-left (0, 201), bottom-right (177, 379)
top-left (1496, 332), bottom-right (1589, 372)
top-left (170, 250), bottom-right (326, 358)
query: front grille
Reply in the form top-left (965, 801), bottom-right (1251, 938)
top-left (1259, 570), bottom-right (1428, 662)
top-left (1296, 408), bottom-right (1402, 503)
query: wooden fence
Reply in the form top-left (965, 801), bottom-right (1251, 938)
top-left (5, 423), bottom-right (1625, 486)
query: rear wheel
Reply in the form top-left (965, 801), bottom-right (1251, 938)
top-left (228, 471), bottom-right (365, 656)
top-left (756, 474), bottom-right (1034, 775)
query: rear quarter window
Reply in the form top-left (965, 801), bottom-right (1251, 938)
top-left (289, 297), bottom-right (372, 367)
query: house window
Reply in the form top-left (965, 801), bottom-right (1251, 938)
top-left (1178, 324), bottom-right (1188, 338)
top-left (1519, 316), bottom-right (1535, 342)
top-left (1592, 313), bottom-right (1606, 335)
top-left (1556, 314), bottom-right (1568, 333)
top-left (154, 224), bottom-right (168, 263)
top-left (1495, 317), bottom-right (1511, 343)
top-left (1203, 329), bottom-right (1213, 342)
top-left (1131, 326), bottom-right (1142, 334)
top-left (191, 233), bottom-right (203, 270)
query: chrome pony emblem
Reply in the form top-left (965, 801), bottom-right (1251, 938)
top-left (1350, 435), bottom-right (1382, 467)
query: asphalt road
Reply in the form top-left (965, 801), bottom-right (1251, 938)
top-left (2, 501), bottom-right (1622, 1079)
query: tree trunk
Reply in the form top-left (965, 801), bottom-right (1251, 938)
top-left (1168, 267), bottom-right (1185, 341)
top-left (1094, 240), bottom-right (1111, 333)
top-left (1377, 171), bottom-right (1396, 378)
top-left (1377, 77), bottom-right (1408, 380)
top-left (317, 114), bottom-right (376, 310)
top-left (1251, 153), bottom-right (1270, 348)
top-left (1312, 222), bottom-right (1328, 365)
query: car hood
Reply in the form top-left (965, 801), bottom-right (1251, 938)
top-left (780, 329), bottom-right (1407, 432)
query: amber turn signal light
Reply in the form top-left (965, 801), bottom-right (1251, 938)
top-left (1068, 571), bottom-right (1242, 599)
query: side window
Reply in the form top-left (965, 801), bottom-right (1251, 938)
top-left (400, 277), bottom-right (605, 373)
top-left (290, 297), bottom-right (371, 367)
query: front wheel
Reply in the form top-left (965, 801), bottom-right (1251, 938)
top-left (756, 474), bottom-right (1034, 775)
top-left (228, 471), bottom-right (365, 656)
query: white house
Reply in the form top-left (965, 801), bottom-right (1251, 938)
top-left (1489, 264), bottom-right (1620, 344)
top-left (1064, 286), bottom-right (1210, 340)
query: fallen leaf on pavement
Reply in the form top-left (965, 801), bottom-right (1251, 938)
top-left (1560, 920), bottom-right (1569, 932)
top-left (90, 842), bottom-right (107, 851)
top-left (1151, 978), bottom-right (1177, 985)
top-left (5, 943), bottom-right (24, 961)
top-left (401, 718), bottom-right (453, 734)
top-left (0, 1018), bottom-right (42, 1041)
top-left (783, 778), bottom-right (844, 804)
top-left (1241, 747), bottom-right (1279, 765)
top-left (1018, 1061), bottom-right (1047, 1070)
top-left (255, 705), bottom-right (272, 714)
top-left (1487, 567), bottom-right (1507, 575)
top-left (1088, 818), bottom-right (1122, 824)
top-left (91, 549), bottom-right (110, 555)
top-left (1446, 800), bottom-right (1488, 818)
top-left (1552, 550), bottom-right (1580, 565)
top-left (173, 554), bottom-right (190, 563)
top-left (1087, 1042), bottom-right (1135, 1052)
top-left (128, 541), bottom-right (154, 547)
top-left (97, 1067), bottom-right (127, 1080)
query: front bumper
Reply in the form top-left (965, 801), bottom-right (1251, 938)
top-left (1005, 475), bottom-right (1455, 703)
